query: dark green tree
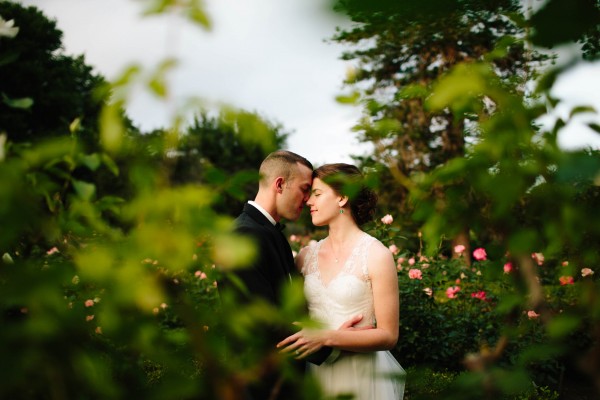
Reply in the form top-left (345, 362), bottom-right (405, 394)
top-left (167, 110), bottom-right (289, 216)
top-left (332, 0), bottom-right (549, 253)
top-left (0, 2), bottom-right (107, 151)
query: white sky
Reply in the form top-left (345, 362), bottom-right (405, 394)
top-left (16, 0), bottom-right (600, 164)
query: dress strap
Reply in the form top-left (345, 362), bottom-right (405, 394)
top-left (301, 239), bottom-right (323, 276)
top-left (359, 233), bottom-right (376, 279)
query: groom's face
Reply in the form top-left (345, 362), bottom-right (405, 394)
top-left (278, 163), bottom-right (312, 221)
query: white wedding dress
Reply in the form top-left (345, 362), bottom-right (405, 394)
top-left (301, 232), bottom-right (405, 400)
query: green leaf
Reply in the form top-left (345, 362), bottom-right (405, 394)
top-left (101, 153), bottom-right (120, 176)
top-left (569, 105), bottom-right (596, 118)
top-left (75, 247), bottom-right (114, 282)
top-left (72, 179), bottom-right (96, 201)
top-left (335, 91), bottom-right (361, 104)
top-left (148, 58), bottom-right (177, 99)
top-left (188, 7), bottom-right (211, 29)
top-left (588, 123), bottom-right (600, 134)
top-left (69, 118), bottom-right (81, 133)
top-left (96, 195), bottom-right (125, 215)
top-left (547, 314), bottom-right (581, 339)
top-left (100, 103), bottom-right (124, 153)
top-left (2, 93), bottom-right (33, 109)
top-left (2, 252), bottom-right (14, 264)
top-left (141, 0), bottom-right (170, 15)
top-left (426, 63), bottom-right (487, 112)
top-left (112, 64), bottom-right (142, 89)
top-left (78, 153), bottom-right (101, 171)
top-left (398, 84), bottom-right (428, 99)
top-left (212, 233), bottom-right (257, 269)
top-left (484, 35), bottom-right (518, 61)
top-left (373, 118), bottom-right (401, 133)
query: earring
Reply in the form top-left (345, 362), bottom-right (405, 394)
top-left (339, 208), bottom-right (344, 214)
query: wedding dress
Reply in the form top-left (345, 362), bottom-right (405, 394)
top-left (301, 232), bottom-right (405, 400)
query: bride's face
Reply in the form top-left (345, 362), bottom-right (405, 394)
top-left (306, 178), bottom-right (342, 226)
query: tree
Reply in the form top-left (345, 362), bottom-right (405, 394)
top-left (0, 2), bottom-right (107, 151)
top-left (166, 110), bottom-right (289, 216)
top-left (332, 0), bottom-right (548, 255)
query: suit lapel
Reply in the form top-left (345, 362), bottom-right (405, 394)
top-left (243, 204), bottom-right (294, 280)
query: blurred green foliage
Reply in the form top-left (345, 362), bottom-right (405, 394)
top-left (2, 0), bottom-right (600, 399)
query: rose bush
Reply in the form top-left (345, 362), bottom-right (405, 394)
top-left (361, 217), bottom-right (595, 396)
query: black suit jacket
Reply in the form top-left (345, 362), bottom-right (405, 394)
top-left (222, 203), bottom-right (333, 356)
top-left (230, 203), bottom-right (295, 306)
top-left (220, 203), bottom-right (334, 399)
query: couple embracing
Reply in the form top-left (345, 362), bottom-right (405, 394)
top-left (220, 150), bottom-right (405, 400)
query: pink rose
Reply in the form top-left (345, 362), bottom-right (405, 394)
top-left (446, 286), bottom-right (461, 299)
top-left (380, 214), bottom-right (394, 225)
top-left (408, 269), bottom-right (422, 280)
top-left (561, 261), bottom-right (569, 267)
top-left (471, 291), bottom-right (487, 301)
top-left (581, 268), bottom-right (594, 277)
top-left (503, 262), bottom-right (513, 274)
top-left (408, 257), bottom-right (416, 266)
top-left (86, 315), bottom-right (95, 322)
top-left (195, 270), bottom-right (208, 279)
top-left (473, 248), bottom-right (487, 261)
top-left (454, 245), bottom-right (465, 254)
top-left (527, 310), bottom-right (540, 319)
top-left (388, 244), bottom-right (400, 255)
top-left (559, 276), bottom-right (574, 285)
top-left (84, 299), bottom-right (95, 308)
top-left (46, 246), bottom-right (59, 255)
top-left (531, 252), bottom-right (544, 266)
top-left (397, 257), bottom-right (405, 265)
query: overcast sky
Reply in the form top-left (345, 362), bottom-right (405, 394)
top-left (17, 0), bottom-right (600, 164)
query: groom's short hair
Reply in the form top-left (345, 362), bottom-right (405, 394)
top-left (258, 150), bottom-right (313, 188)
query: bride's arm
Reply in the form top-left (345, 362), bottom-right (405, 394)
top-left (278, 242), bottom-right (399, 356)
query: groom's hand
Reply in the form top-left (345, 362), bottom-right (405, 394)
top-left (338, 314), bottom-right (373, 331)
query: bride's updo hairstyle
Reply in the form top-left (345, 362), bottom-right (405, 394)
top-left (313, 163), bottom-right (378, 226)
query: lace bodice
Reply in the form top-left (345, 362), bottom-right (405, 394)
top-left (301, 232), bottom-right (377, 330)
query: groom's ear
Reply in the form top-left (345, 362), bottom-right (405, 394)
top-left (275, 177), bottom-right (284, 193)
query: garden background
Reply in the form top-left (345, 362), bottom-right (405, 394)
top-left (1, 0), bottom-right (600, 399)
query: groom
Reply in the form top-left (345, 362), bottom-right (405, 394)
top-left (221, 150), bottom-right (353, 399)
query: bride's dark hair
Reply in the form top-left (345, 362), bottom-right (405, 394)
top-left (313, 163), bottom-right (377, 226)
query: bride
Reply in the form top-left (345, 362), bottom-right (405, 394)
top-left (278, 163), bottom-right (405, 399)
